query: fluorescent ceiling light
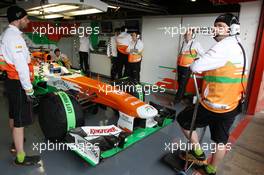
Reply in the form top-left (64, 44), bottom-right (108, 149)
top-left (27, 10), bottom-right (43, 15)
top-left (27, 5), bottom-right (79, 15)
top-left (63, 16), bottom-right (74, 20)
top-left (43, 5), bottom-right (79, 13)
top-left (37, 14), bottom-right (64, 19)
top-left (0, 0), bottom-right (109, 17)
top-left (108, 5), bottom-right (118, 9)
top-left (64, 8), bottom-right (102, 16)
top-left (28, 4), bottom-right (58, 11)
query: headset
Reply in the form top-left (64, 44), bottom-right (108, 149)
top-left (189, 29), bottom-right (196, 56)
top-left (191, 28), bottom-right (196, 39)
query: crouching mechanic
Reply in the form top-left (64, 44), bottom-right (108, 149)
top-left (0, 6), bottom-right (41, 165)
top-left (53, 48), bottom-right (72, 69)
top-left (177, 13), bottom-right (247, 175)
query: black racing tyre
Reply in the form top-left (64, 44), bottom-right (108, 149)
top-left (38, 92), bottom-right (84, 142)
top-left (90, 104), bottom-right (99, 114)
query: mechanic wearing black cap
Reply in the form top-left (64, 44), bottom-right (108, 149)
top-left (177, 13), bottom-right (247, 175)
top-left (1, 6), bottom-right (40, 165)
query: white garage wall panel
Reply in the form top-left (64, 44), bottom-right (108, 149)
top-left (57, 37), bottom-right (79, 67)
top-left (181, 14), bottom-right (219, 51)
top-left (141, 15), bottom-right (218, 85)
top-left (141, 16), bottom-right (181, 85)
top-left (239, 0), bottom-right (262, 68)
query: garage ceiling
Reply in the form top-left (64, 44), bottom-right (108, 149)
top-left (88, 0), bottom-right (241, 20)
top-left (103, 0), bottom-right (241, 15)
top-left (0, 0), bottom-right (15, 9)
top-left (0, 0), bottom-right (242, 20)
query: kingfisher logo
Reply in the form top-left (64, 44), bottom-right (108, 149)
top-left (89, 127), bottom-right (118, 135)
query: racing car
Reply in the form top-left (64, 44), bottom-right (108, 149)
top-left (29, 51), bottom-right (176, 166)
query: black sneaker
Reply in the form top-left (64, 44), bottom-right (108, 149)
top-left (14, 155), bottom-right (41, 166)
top-left (10, 138), bottom-right (26, 154)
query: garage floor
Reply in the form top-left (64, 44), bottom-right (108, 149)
top-left (0, 81), bottom-right (245, 175)
top-left (218, 111), bottom-right (264, 175)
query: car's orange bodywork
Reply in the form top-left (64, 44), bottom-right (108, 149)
top-left (62, 76), bottom-right (146, 118)
top-left (32, 51), bottom-right (156, 120)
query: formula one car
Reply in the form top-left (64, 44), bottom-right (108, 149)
top-left (30, 53), bottom-right (176, 166)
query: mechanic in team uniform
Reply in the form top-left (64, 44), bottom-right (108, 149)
top-left (126, 31), bottom-right (144, 82)
top-left (79, 33), bottom-right (94, 75)
top-left (107, 28), bottom-right (120, 80)
top-left (175, 29), bottom-right (204, 103)
top-left (0, 6), bottom-right (40, 165)
top-left (116, 26), bottom-right (132, 78)
top-left (177, 14), bottom-right (247, 175)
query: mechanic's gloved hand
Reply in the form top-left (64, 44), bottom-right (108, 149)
top-left (25, 89), bottom-right (39, 106)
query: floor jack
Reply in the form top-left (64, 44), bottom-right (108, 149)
top-left (162, 74), bottom-right (207, 175)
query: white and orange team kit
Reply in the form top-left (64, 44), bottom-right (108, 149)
top-left (178, 39), bottom-right (205, 67)
top-left (0, 24), bottom-right (33, 91)
top-left (191, 36), bottom-right (247, 113)
top-left (116, 31), bottom-right (132, 54)
top-left (127, 39), bottom-right (144, 63)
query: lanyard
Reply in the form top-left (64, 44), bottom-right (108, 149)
top-left (133, 40), bottom-right (138, 50)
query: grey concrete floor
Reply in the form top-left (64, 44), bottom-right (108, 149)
top-left (0, 81), bottom-right (247, 175)
top-left (218, 111), bottom-right (264, 175)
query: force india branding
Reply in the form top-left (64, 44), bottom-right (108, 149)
top-left (48, 77), bottom-right (81, 92)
